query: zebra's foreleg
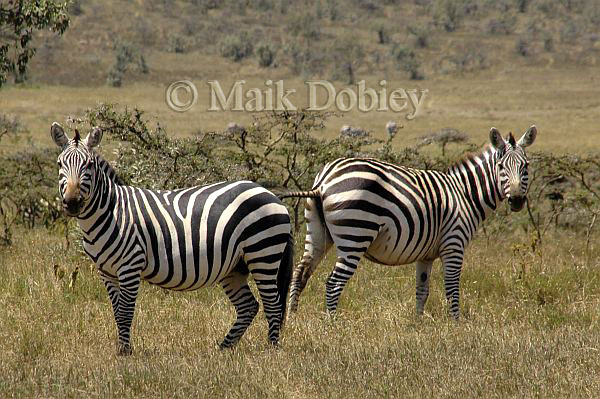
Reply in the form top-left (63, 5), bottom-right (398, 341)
top-left (415, 260), bottom-right (434, 315)
top-left (440, 251), bottom-right (465, 320)
top-left (100, 273), bottom-right (130, 355)
top-left (101, 273), bottom-right (120, 322)
top-left (114, 271), bottom-right (141, 356)
top-left (325, 253), bottom-right (362, 314)
top-left (219, 271), bottom-right (259, 349)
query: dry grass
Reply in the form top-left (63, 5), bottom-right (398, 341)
top-left (1, 227), bottom-right (600, 398)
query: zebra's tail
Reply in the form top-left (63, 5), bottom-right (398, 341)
top-left (278, 189), bottom-right (320, 200)
top-left (277, 234), bottom-right (294, 325)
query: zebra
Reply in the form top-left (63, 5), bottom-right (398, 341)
top-left (50, 123), bottom-right (293, 355)
top-left (281, 126), bottom-right (537, 319)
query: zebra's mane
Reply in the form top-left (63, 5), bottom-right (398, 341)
top-left (92, 150), bottom-right (125, 186)
top-left (447, 144), bottom-right (497, 172)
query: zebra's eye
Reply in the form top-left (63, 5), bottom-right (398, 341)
top-left (498, 163), bottom-right (504, 171)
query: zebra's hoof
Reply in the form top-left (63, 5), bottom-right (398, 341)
top-left (325, 310), bottom-right (338, 320)
top-left (218, 340), bottom-right (234, 350)
top-left (117, 344), bottom-right (132, 356)
top-left (268, 340), bottom-right (281, 349)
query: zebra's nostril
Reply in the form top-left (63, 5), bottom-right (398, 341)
top-left (508, 196), bottom-right (525, 211)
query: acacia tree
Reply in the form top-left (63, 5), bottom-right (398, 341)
top-left (0, 0), bottom-right (70, 86)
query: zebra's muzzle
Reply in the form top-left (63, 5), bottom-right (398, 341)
top-left (508, 196), bottom-right (525, 212)
top-left (64, 197), bottom-right (83, 216)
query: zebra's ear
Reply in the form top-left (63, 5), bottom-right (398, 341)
top-left (84, 127), bottom-right (103, 148)
top-left (517, 125), bottom-right (537, 148)
top-left (51, 122), bottom-right (69, 148)
top-left (489, 127), bottom-right (505, 152)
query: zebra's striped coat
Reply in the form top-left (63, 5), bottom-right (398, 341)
top-left (284, 126), bottom-right (537, 318)
top-left (51, 123), bottom-right (293, 354)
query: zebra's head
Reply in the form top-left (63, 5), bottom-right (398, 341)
top-left (51, 122), bottom-right (104, 217)
top-left (489, 125), bottom-right (537, 212)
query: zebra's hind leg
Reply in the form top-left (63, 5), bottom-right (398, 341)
top-left (325, 251), bottom-right (364, 315)
top-left (289, 197), bottom-right (332, 314)
top-left (440, 250), bottom-right (465, 320)
top-left (252, 274), bottom-right (283, 346)
top-left (415, 260), bottom-right (434, 316)
top-left (219, 269), bottom-right (259, 349)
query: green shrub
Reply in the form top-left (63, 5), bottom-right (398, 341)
top-left (256, 42), bottom-right (276, 67)
top-left (331, 38), bottom-right (365, 84)
top-left (407, 24), bottom-right (431, 48)
top-left (375, 24), bottom-right (390, 44)
top-left (219, 32), bottom-right (254, 62)
top-left (282, 42), bottom-right (324, 77)
top-left (543, 33), bottom-right (555, 52)
top-left (106, 42), bottom-right (148, 87)
top-left (560, 19), bottom-right (581, 43)
top-left (515, 0), bottom-right (529, 13)
top-left (486, 13), bottom-right (516, 35)
top-left (1, 104), bottom-right (600, 245)
top-left (432, 0), bottom-right (464, 32)
top-left (326, 0), bottom-right (340, 21)
top-left (391, 44), bottom-right (423, 80)
top-left (446, 41), bottom-right (488, 72)
top-left (289, 13), bottom-right (321, 41)
top-left (516, 36), bottom-right (531, 56)
top-left (167, 34), bottom-right (186, 54)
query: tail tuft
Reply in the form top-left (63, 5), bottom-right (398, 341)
top-left (277, 235), bottom-right (294, 325)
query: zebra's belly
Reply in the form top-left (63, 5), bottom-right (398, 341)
top-left (141, 246), bottom-right (240, 291)
top-left (365, 225), bottom-right (439, 266)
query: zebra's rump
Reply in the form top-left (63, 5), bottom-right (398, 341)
top-left (315, 158), bottom-right (451, 265)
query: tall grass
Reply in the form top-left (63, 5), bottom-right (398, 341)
top-left (1, 227), bottom-right (599, 397)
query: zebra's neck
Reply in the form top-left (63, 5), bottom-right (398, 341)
top-left (447, 146), bottom-right (504, 223)
top-left (76, 154), bottom-right (120, 234)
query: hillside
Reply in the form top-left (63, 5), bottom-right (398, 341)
top-left (1, 0), bottom-right (600, 151)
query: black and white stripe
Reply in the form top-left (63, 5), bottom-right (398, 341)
top-left (282, 126), bottom-right (537, 319)
top-left (51, 123), bottom-right (293, 354)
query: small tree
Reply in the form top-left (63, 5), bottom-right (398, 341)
top-left (375, 24), bottom-right (389, 44)
top-left (219, 32), bottom-right (253, 62)
top-left (432, 0), bottom-right (463, 32)
top-left (418, 128), bottom-right (468, 156)
top-left (407, 25), bottom-right (431, 48)
top-left (256, 41), bottom-right (275, 67)
top-left (0, 0), bottom-right (70, 86)
top-left (391, 44), bottom-right (423, 80)
top-left (106, 42), bottom-right (148, 87)
top-left (516, 37), bottom-right (530, 57)
top-left (331, 38), bottom-right (364, 84)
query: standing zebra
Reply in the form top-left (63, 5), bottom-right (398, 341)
top-left (282, 126), bottom-right (537, 319)
top-left (51, 123), bottom-right (293, 355)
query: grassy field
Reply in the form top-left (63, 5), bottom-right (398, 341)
top-left (1, 227), bottom-right (600, 397)
top-left (2, 65), bottom-right (600, 154)
top-left (2, 0), bottom-right (600, 397)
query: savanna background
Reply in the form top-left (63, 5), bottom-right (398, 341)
top-left (1, 0), bottom-right (600, 397)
